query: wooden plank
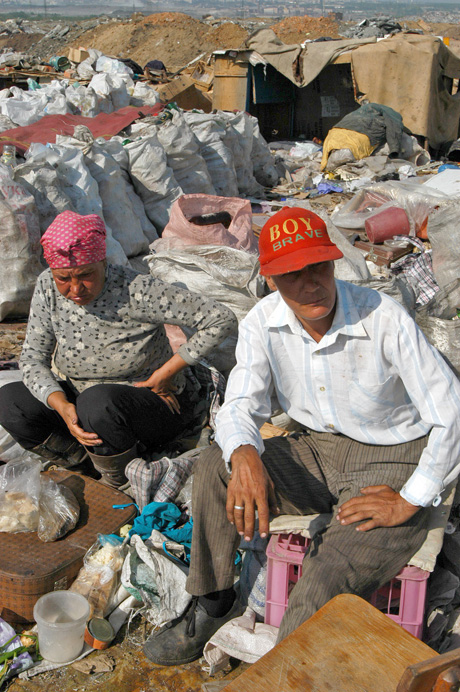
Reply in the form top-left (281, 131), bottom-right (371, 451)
top-left (222, 594), bottom-right (435, 692)
top-left (397, 650), bottom-right (460, 692)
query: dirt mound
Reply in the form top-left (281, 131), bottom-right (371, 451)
top-left (206, 22), bottom-right (249, 50)
top-left (68, 13), bottom-right (248, 72)
top-left (69, 12), bottom-right (209, 72)
top-left (270, 15), bottom-right (341, 43)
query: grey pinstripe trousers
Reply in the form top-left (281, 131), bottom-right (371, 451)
top-left (186, 430), bottom-right (430, 640)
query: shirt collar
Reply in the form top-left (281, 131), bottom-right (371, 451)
top-left (266, 280), bottom-right (368, 342)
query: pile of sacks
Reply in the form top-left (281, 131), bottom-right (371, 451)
top-left (0, 51), bottom-right (158, 129)
top-left (0, 100), bottom-right (278, 320)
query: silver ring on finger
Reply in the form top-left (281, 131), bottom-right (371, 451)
top-left (234, 505), bottom-right (244, 510)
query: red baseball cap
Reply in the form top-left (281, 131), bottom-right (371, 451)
top-left (258, 207), bottom-right (343, 276)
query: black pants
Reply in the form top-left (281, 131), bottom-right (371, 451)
top-left (0, 381), bottom-right (191, 456)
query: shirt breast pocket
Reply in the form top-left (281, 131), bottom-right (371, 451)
top-left (348, 375), bottom-right (396, 423)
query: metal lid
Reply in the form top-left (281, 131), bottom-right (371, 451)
top-left (87, 617), bottom-right (115, 643)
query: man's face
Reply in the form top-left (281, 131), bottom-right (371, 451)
top-left (270, 261), bottom-right (337, 334)
top-left (51, 261), bottom-right (106, 306)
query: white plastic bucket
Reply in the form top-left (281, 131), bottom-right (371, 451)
top-left (33, 591), bottom-right (90, 663)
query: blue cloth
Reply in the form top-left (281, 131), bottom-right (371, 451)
top-left (129, 501), bottom-right (193, 562)
top-left (438, 163), bottom-right (460, 172)
top-left (316, 182), bottom-right (343, 194)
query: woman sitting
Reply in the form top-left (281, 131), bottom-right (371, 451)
top-left (0, 211), bottom-right (237, 488)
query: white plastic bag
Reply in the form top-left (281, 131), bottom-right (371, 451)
top-left (70, 534), bottom-right (126, 618)
top-left (248, 114), bottom-right (280, 187)
top-left (89, 73), bottom-right (132, 111)
top-left (102, 138), bottom-right (158, 243)
top-left (0, 459), bottom-right (41, 533)
top-left (37, 476), bottom-right (80, 542)
top-left (14, 158), bottom-right (75, 234)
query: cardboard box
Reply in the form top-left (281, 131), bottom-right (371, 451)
top-left (68, 47), bottom-right (90, 64)
top-left (187, 61), bottom-right (214, 92)
top-left (156, 75), bottom-right (194, 102)
top-left (156, 75), bottom-right (212, 112)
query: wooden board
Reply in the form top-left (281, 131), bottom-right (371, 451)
top-left (222, 594), bottom-right (436, 692)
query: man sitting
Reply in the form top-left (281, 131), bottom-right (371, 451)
top-left (143, 207), bottom-right (460, 665)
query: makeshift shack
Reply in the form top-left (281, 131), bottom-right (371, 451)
top-left (213, 33), bottom-right (460, 153)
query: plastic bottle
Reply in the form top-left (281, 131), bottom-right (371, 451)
top-left (1, 145), bottom-right (16, 169)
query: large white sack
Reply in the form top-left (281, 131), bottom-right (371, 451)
top-left (77, 57), bottom-right (96, 80)
top-left (0, 165), bottom-right (42, 320)
top-left (102, 138), bottom-right (158, 242)
top-left (89, 73), bottom-right (133, 111)
top-left (0, 93), bottom-right (47, 126)
top-left (43, 92), bottom-right (69, 116)
top-left (248, 114), bottom-right (279, 187)
top-left (155, 110), bottom-right (215, 195)
top-left (184, 111), bottom-right (239, 197)
top-left (147, 244), bottom-right (263, 373)
top-left (0, 114), bottom-right (15, 132)
top-left (220, 111), bottom-right (264, 197)
top-left (56, 130), bottom-right (149, 258)
top-left (130, 81), bottom-right (160, 106)
top-left (125, 135), bottom-right (182, 233)
top-left (43, 144), bottom-right (129, 266)
top-left (95, 55), bottom-right (133, 75)
top-left (65, 84), bottom-right (100, 117)
top-left (14, 159), bottom-right (75, 234)
top-left (146, 244), bottom-right (262, 322)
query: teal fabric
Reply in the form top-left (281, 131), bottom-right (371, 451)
top-left (129, 501), bottom-right (193, 562)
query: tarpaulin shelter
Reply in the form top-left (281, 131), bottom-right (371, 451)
top-left (212, 31), bottom-right (460, 151)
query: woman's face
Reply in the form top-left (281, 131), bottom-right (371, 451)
top-left (51, 261), bottom-right (106, 306)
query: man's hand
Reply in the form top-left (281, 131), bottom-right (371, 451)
top-left (337, 485), bottom-right (420, 532)
top-left (226, 445), bottom-right (279, 542)
top-left (47, 392), bottom-right (102, 447)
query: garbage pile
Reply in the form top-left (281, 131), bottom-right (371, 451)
top-left (2, 27), bottom-right (460, 685)
top-left (341, 17), bottom-right (405, 39)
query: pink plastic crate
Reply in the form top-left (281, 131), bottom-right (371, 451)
top-left (264, 533), bottom-right (429, 638)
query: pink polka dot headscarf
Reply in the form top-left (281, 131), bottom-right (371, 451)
top-left (41, 211), bottom-right (107, 268)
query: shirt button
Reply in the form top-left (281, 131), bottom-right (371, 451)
top-left (319, 386), bottom-right (325, 391)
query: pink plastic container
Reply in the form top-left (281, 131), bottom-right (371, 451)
top-left (264, 533), bottom-right (429, 638)
top-left (365, 207), bottom-right (410, 243)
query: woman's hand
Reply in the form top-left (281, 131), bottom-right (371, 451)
top-left (47, 391), bottom-right (102, 447)
top-left (134, 353), bottom-right (190, 415)
top-left (134, 369), bottom-right (180, 414)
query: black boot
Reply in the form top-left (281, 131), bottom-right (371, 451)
top-left (85, 444), bottom-right (137, 489)
top-left (143, 594), bottom-right (243, 665)
top-left (31, 432), bottom-right (89, 469)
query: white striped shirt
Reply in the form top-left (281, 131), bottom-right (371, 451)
top-left (215, 279), bottom-right (460, 507)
